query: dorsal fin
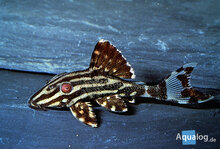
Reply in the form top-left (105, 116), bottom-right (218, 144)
top-left (89, 39), bottom-right (135, 79)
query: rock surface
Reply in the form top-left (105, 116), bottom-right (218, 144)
top-left (0, 0), bottom-right (220, 89)
top-left (0, 70), bottom-right (220, 149)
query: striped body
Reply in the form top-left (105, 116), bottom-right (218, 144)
top-left (28, 39), bottom-right (213, 127)
top-left (29, 69), bottom-right (145, 109)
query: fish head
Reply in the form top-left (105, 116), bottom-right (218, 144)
top-left (28, 73), bottom-right (77, 110)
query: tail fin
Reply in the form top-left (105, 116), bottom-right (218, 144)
top-left (143, 63), bottom-right (214, 104)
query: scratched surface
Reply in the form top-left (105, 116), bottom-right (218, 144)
top-left (0, 0), bottom-right (220, 89)
top-left (0, 70), bottom-right (220, 149)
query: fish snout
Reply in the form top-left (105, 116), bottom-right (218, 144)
top-left (28, 98), bottom-right (46, 111)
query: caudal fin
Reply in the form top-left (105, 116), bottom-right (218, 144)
top-left (144, 63), bottom-right (214, 104)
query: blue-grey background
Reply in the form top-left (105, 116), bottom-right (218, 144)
top-left (0, 0), bottom-right (219, 148)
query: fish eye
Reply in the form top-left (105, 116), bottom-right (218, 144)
top-left (61, 83), bottom-right (72, 93)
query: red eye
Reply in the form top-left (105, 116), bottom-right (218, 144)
top-left (61, 83), bottom-right (72, 93)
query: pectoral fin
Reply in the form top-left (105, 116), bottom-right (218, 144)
top-left (96, 95), bottom-right (128, 112)
top-left (69, 101), bottom-right (98, 128)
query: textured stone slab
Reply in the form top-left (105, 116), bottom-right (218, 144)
top-left (0, 70), bottom-right (219, 148)
top-left (0, 0), bottom-right (219, 89)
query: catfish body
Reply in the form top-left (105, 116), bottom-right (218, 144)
top-left (29, 70), bottom-right (145, 110)
top-left (28, 39), bottom-right (213, 127)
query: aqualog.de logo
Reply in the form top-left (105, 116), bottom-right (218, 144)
top-left (176, 130), bottom-right (216, 145)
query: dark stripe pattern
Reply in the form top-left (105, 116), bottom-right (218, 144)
top-left (29, 70), bottom-right (145, 109)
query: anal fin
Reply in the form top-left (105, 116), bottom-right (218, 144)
top-left (96, 95), bottom-right (128, 112)
top-left (70, 101), bottom-right (97, 128)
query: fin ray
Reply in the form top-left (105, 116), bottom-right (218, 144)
top-left (144, 63), bottom-right (214, 104)
top-left (166, 63), bottom-right (213, 103)
top-left (96, 94), bottom-right (128, 112)
top-left (89, 40), bottom-right (135, 79)
top-left (69, 101), bottom-right (98, 127)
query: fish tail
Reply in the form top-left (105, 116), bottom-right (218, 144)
top-left (142, 63), bottom-right (214, 104)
